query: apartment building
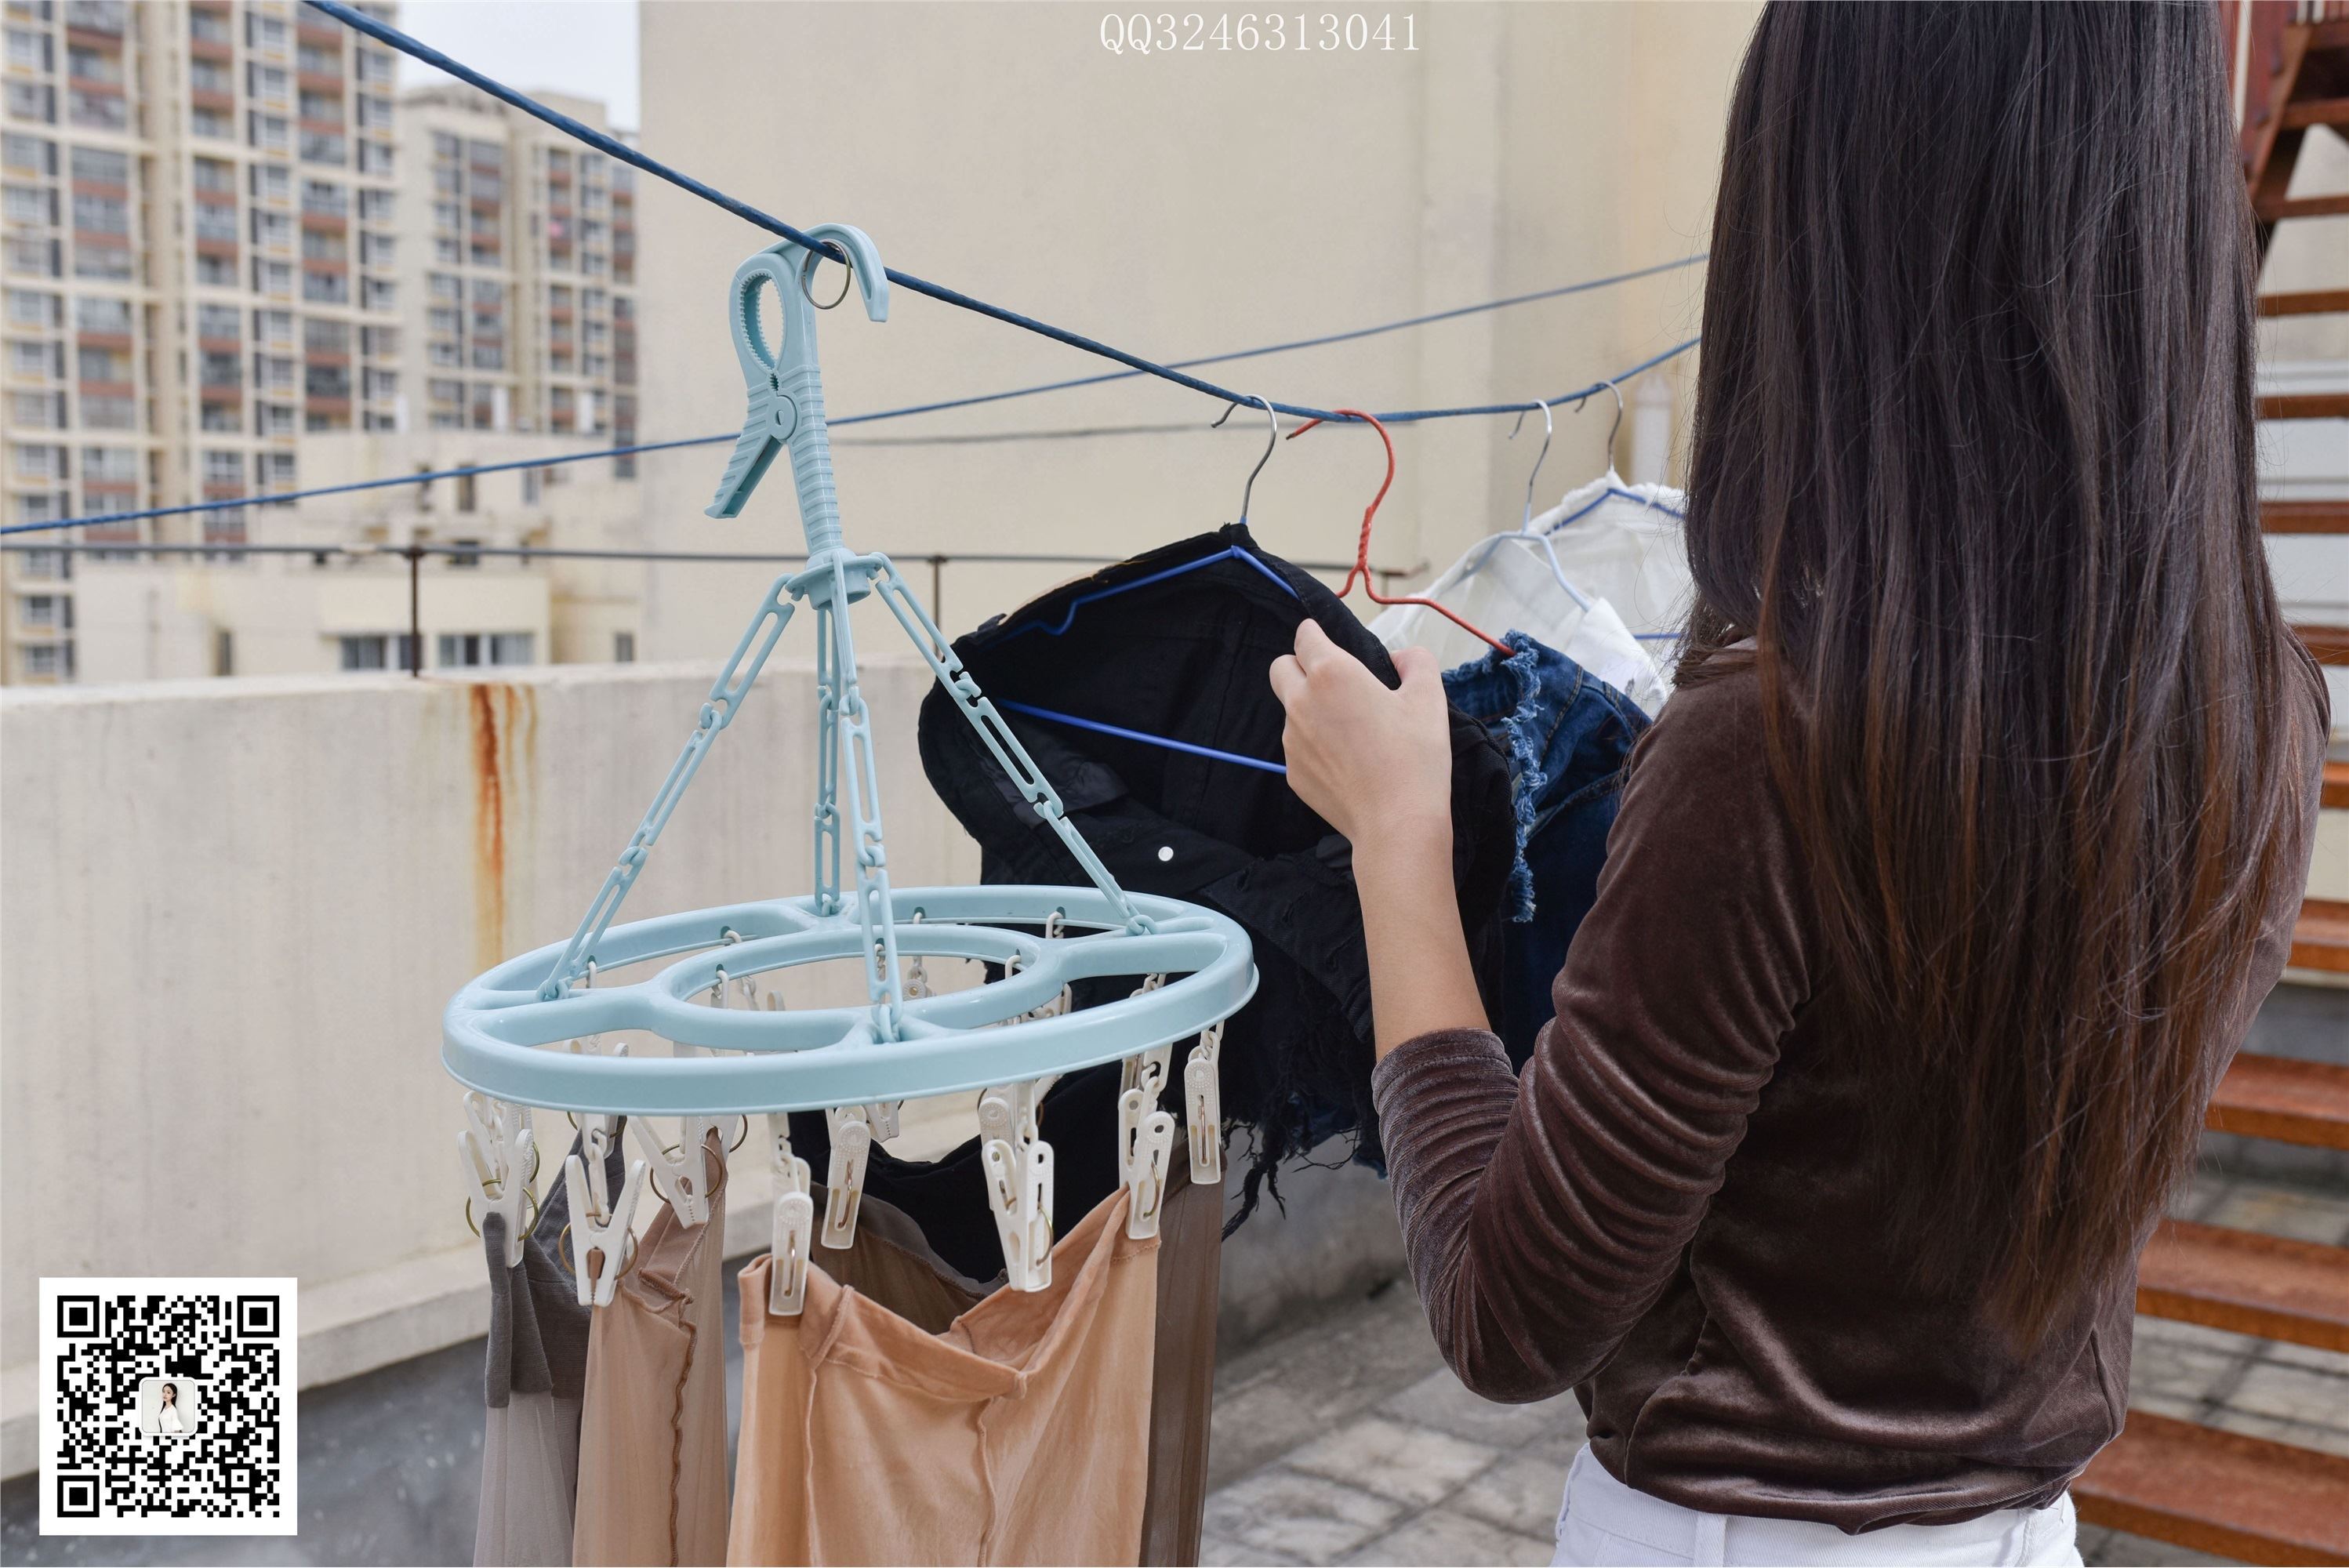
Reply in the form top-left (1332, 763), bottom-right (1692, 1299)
top-left (1, 0), bottom-right (404, 682)
top-left (2, 3), bottom-right (647, 684)
top-left (398, 80), bottom-right (637, 452)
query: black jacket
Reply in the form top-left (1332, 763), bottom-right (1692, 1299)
top-left (916, 524), bottom-right (1515, 1214)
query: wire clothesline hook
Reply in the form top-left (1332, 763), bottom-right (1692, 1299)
top-left (1573, 379), bottom-right (1625, 466)
top-left (1509, 399), bottom-right (1554, 531)
top-left (1211, 395), bottom-right (1280, 524)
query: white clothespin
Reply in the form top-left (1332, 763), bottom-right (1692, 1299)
top-left (1118, 1082), bottom-right (1176, 1239)
top-left (820, 1104), bottom-right (873, 1250)
top-left (627, 1116), bottom-right (717, 1229)
top-left (864, 1101), bottom-right (902, 1142)
top-left (767, 1112), bottom-right (814, 1316)
top-left (979, 1079), bottom-right (1053, 1290)
top-left (565, 1115), bottom-right (648, 1308)
top-left (1120, 978), bottom-right (1174, 1102)
top-left (1185, 1019), bottom-right (1225, 1184)
top-left (459, 1093), bottom-right (536, 1269)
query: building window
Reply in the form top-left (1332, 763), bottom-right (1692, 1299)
top-left (339, 633), bottom-right (416, 671)
top-left (202, 450), bottom-right (242, 485)
top-left (437, 632), bottom-right (534, 668)
top-left (212, 629), bottom-right (234, 677)
top-left (614, 631), bottom-right (634, 663)
top-left (72, 243), bottom-right (133, 281)
top-left (357, 187), bottom-right (394, 223)
top-left (248, 12), bottom-right (286, 51)
top-left (252, 258), bottom-right (292, 296)
top-left (5, 237), bottom-right (62, 278)
top-left (81, 394), bottom-right (134, 430)
top-left (253, 308), bottom-right (293, 346)
top-left (5, 82), bottom-right (56, 125)
top-left (3, 185), bottom-right (56, 226)
top-left (73, 295), bottom-right (128, 332)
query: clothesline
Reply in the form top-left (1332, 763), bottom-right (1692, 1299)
top-left (3, 320), bottom-right (1697, 538)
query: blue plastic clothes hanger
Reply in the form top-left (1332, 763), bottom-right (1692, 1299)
top-left (991, 396), bottom-right (1292, 775)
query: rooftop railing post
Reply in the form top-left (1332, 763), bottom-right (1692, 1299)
top-left (407, 543), bottom-right (423, 676)
top-left (928, 554), bottom-right (945, 627)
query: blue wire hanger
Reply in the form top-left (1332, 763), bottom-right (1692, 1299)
top-left (993, 397), bottom-right (1291, 775)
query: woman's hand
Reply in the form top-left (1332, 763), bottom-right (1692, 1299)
top-left (1269, 619), bottom-right (1454, 853)
top-left (1271, 619), bottom-right (1486, 1054)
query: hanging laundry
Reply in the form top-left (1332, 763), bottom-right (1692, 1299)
top-left (916, 524), bottom-right (1517, 1206)
top-left (730, 1189), bottom-right (1161, 1566)
top-left (474, 1130), bottom-right (625, 1568)
top-left (572, 1131), bottom-right (731, 1568)
top-left (786, 1155), bottom-right (1224, 1566)
top-left (1531, 472), bottom-right (1691, 642)
top-left (1441, 634), bottom-right (1650, 1065)
top-left (1370, 542), bottom-right (1668, 716)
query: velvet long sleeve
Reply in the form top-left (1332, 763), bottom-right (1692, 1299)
top-left (1372, 671), bottom-right (1810, 1403)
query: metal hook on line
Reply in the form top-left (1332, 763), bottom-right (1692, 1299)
top-left (1211, 395), bottom-right (1280, 524)
top-left (1509, 400), bottom-right (1554, 531)
top-left (1574, 379), bottom-right (1625, 466)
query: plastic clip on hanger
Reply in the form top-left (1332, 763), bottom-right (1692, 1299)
top-left (820, 1104), bottom-right (873, 1249)
top-left (441, 227), bottom-right (1254, 1318)
top-left (980, 1080), bottom-right (1055, 1290)
top-left (1118, 975), bottom-right (1178, 1238)
top-left (1286, 408), bottom-right (1511, 656)
top-left (565, 1115), bottom-right (649, 1308)
top-left (1184, 1019), bottom-right (1224, 1183)
top-left (768, 1112), bottom-right (815, 1316)
top-left (459, 1093), bottom-right (538, 1269)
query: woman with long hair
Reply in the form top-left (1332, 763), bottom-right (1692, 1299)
top-left (1270, 4), bottom-right (2329, 1564)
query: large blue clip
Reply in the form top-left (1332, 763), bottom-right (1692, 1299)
top-left (706, 224), bottom-right (888, 557)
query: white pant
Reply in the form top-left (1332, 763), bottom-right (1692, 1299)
top-left (1552, 1446), bottom-right (2085, 1567)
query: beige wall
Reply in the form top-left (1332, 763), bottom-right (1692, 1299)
top-left (631, 2), bottom-right (1758, 662)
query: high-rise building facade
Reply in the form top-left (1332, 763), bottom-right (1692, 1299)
top-left (1, 0), bottom-right (403, 682)
top-left (398, 81), bottom-right (637, 454)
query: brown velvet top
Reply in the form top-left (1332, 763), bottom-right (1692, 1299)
top-left (1371, 652), bottom-right (2329, 1534)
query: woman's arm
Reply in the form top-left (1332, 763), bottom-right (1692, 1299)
top-left (1273, 625), bottom-right (1810, 1401)
top-left (1269, 619), bottom-right (1489, 1054)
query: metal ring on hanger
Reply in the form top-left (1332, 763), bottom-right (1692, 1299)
top-left (554, 1220), bottom-right (639, 1283)
top-left (800, 247), bottom-right (854, 311)
top-left (1211, 395), bottom-right (1280, 524)
top-left (1509, 400), bottom-right (1555, 531)
top-left (463, 1183), bottom-right (542, 1243)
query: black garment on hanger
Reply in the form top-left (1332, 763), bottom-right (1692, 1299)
top-left (914, 524), bottom-right (1516, 1218)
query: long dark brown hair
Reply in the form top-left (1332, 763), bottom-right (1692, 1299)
top-left (1681, 2), bottom-right (2312, 1341)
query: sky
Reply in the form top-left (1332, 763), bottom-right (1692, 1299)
top-left (392, 1), bottom-right (641, 129)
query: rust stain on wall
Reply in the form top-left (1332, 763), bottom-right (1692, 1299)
top-left (470, 685), bottom-right (506, 973)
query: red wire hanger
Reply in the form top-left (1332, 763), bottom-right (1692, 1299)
top-left (1287, 408), bottom-right (1512, 657)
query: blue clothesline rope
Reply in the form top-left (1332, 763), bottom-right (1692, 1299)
top-left (303, 0), bottom-right (1699, 430)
